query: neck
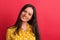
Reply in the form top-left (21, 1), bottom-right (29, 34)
top-left (22, 21), bottom-right (28, 25)
top-left (21, 21), bottom-right (28, 31)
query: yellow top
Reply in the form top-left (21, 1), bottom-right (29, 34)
top-left (6, 23), bottom-right (36, 40)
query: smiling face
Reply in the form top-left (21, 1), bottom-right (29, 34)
top-left (20, 7), bottom-right (33, 22)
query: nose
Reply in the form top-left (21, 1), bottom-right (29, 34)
top-left (24, 13), bottom-right (28, 17)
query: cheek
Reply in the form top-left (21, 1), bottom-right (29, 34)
top-left (28, 16), bottom-right (32, 20)
top-left (20, 14), bottom-right (22, 18)
top-left (20, 13), bottom-right (24, 17)
top-left (20, 14), bottom-right (23, 19)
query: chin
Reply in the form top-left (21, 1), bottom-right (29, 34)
top-left (21, 19), bottom-right (28, 22)
top-left (22, 20), bottom-right (27, 22)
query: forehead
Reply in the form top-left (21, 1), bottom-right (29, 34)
top-left (24, 7), bottom-right (33, 14)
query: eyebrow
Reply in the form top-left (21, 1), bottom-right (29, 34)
top-left (24, 10), bottom-right (33, 15)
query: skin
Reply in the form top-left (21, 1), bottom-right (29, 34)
top-left (20, 7), bottom-right (33, 31)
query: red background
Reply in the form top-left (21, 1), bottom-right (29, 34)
top-left (0, 0), bottom-right (60, 40)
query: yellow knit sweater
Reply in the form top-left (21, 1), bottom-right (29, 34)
top-left (6, 24), bottom-right (36, 40)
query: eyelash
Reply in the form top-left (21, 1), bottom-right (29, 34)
top-left (23, 10), bottom-right (32, 16)
top-left (24, 10), bottom-right (27, 13)
top-left (28, 13), bottom-right (31, 16)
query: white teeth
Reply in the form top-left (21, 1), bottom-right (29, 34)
top-left (23, 16), bottom-right (26, 18)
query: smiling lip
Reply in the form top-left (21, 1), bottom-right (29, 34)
top-left (23, 16), bottom-right (27, 19)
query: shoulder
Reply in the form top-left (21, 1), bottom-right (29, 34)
top-left (28, 24), bottom-right (32, 29)
top-left (28, 23), bottom-right (32, 27)
top-left (27, 23), bottom-right (33, 31)
top-left (7, 26), bottom-right (16, 33)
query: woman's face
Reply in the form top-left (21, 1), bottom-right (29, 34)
top-left (20, 7), bottom-right (33, 22)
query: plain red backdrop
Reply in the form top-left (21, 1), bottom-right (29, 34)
top-left (0, 0), bottom-right (60, 40)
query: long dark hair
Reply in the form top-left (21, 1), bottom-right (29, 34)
top-left (14, 4), bottom-right (40, 40)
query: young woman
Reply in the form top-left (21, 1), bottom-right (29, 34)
top-left (6, 4), bottom-right (40, 40)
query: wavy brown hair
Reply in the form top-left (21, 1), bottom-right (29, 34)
top-left (14, 4), bottom-right (40, 40)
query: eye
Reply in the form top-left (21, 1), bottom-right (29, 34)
top-left (28, 13), bottom-right (32, 16)
top-left (24, 10), bottom-right (27, 13)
